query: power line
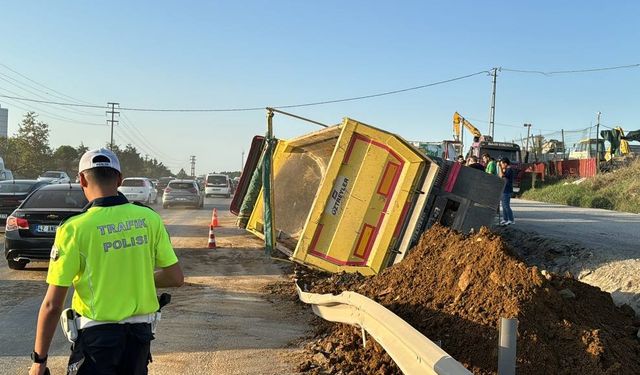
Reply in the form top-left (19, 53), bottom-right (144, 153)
top-left (0, 96), bottom-right (107, 127)
top-left (0, 72), bottom-right (103, 117)
top-left (0, 62), bottom-right (100, 106)
top-left (0, 93), bottom-right (106, 109)
top-left (0, 70), bottom-right (489, 112)
top-left (119, 112), bottom-right (185, 162)
top-left (501, 63), bottom-right (640, 76)
top-left (0, 63), bottom-right (637, 113)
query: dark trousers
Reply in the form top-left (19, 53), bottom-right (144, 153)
top-left (501, 192), bottom-right (514, 222)
top-left (67, 323), bottom-right (154, 375)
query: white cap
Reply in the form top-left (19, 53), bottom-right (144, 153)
top-left (78, 148), bottom-right (121, 173)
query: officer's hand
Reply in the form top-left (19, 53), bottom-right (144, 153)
top-left (29, 362), bottom-right (47, 375)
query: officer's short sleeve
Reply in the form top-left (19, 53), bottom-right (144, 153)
top-left (46, 225), bottom-right (81, 287)
top-left (155, 221), bottom-right (178, 268)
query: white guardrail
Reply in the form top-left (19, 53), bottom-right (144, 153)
top-left (296, 283), bottom-right (472, 375)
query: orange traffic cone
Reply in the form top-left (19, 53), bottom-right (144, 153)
top-left (207, 226), bottom-right (217, 249)
top-left (211, 208), bottom-right (220, 227)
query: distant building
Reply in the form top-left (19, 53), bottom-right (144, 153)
top-left (0, 105), bottom-right (7, 138)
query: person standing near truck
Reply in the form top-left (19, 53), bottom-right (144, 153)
top-left (482, 153), bottom-right (498, 175)
top-left (499, 157), bottom-right (515, 225)
top-left (29, 148), bottom-right (184, 375)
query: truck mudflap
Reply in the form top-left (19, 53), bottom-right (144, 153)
top-left (245, 118), bottom-right (435, 275)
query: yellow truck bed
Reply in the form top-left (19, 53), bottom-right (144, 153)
top-left (246, 118), bottom-right (439, 275)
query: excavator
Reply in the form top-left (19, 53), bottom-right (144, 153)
top-left (452, 111), bottom-right (483, 144)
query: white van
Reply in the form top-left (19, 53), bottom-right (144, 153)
top-left (205, 173), bottom-right (232, 198)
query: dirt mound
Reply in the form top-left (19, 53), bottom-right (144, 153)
top-left (295, 225), bottom-right (640, 375)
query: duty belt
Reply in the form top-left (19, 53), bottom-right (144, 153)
top-left (76, 312), bottom-right (158, 330)
top-left (60, 294), bottom-right (171, 343)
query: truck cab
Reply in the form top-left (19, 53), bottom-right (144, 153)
top-left (569, 138), bottom-right (606, 160)
top-left (475, 141), bottom-right (522, 193)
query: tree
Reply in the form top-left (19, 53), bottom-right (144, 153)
top-left (0, 136), bottom-right (18, 172)
top-left (52, 145), bottom-right (79, 176)
top-left (13, 112), bottom-right (52, 178)
top-left (176, 168), bottom-right (188, 179)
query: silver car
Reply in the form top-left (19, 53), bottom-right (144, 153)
top-left (162, 179), bottom-right (204, 209)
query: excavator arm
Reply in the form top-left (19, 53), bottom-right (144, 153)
top-left (453, 112), bottom-right (482, 141)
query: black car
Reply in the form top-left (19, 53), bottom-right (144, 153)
top-left (0, 180), bottom-right (50, 226)
top-left (4, 184), bottom-right (88, 270)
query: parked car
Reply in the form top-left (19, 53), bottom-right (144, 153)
top-left (0, 180), bottom-right (50, 226)
top-left (4, 184), bottom-right (88, 270)
top-left (37, 171), bottom-right (71, 184)
top-left (156, 176), bottom-right (174, 197)
top-left (162, 179), bottom-right (204, 209)
top-left (205, 173), bottom-right (232, 198)
top-left (118, 177), bottom-right (157, 204)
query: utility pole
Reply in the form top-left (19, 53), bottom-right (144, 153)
top-left (106, 102), bottom-right (120, 150)
top-left (241, 150), bottom-right (245, 170)
top-left (488, 68), bottom-right (498, 139)
top-left (595, 111), bottom-right (601, 173)
top-left (523, 123), bottom-right (532, 163)
top-left (561, 129), bottom-right (566, 159)
top-left (190, 155), bottom-right (196, 177)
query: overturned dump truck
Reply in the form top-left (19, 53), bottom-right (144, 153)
top-left (232, 117), bottom-right (504, 275)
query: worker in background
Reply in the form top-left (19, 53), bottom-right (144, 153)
top-left (466, 155), bottom-right (485, 171)
top-left (482, 153), bottom-right (498, 175)
top-left (499, 157), bottom-right (515, 225)
top-left (29, 148), bottom-right (184, 375)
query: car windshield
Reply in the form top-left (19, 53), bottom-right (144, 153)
top-left (168, 182), bottom-right (195, 190)
top-left (122, 179), bottom-right (145, 187)
top-left (22, 190), bottom-right (88, 209)
top-left (41, 172), bottom-right (62, 178)
top-left (207, 176), bottom-right (227, 185)
top-left (0, 182), bottom-right (36, 193)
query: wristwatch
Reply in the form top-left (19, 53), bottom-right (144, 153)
top-left (31, 351), bottom-right (48, 364)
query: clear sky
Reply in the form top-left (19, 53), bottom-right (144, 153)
top-left (1, 1), bottom-right (638, 175)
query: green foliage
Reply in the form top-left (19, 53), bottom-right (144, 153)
top-left (522, 160), bottom-right (640, 213)
top-left (13, 112), bottom-right (52, 177)
top-left (176, 168), bottom-right (188, 178)
top-left (53, 145), bottom-right (80, 176)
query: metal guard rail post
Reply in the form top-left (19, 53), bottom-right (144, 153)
top-left (296, 283), bottom-right (472, 375)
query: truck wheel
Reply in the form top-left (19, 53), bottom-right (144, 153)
top-left (8, 259), bottom-right (27, 270)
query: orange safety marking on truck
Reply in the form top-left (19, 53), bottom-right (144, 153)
top-left (353, 224), bottom-right (375, 258)
top-left (377, 162), bottom-right (400, 197)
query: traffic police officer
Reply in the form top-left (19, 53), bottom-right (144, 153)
top-left (30, 148), bottom-right (184, 375)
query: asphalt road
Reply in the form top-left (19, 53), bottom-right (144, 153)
top-left (0, 196), bottom-right (310, 375)
top-left (511, 198), bottom-right (640, 255)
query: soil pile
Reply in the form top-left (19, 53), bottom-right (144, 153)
top-left (295, 225), bottom-right (640, 375)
